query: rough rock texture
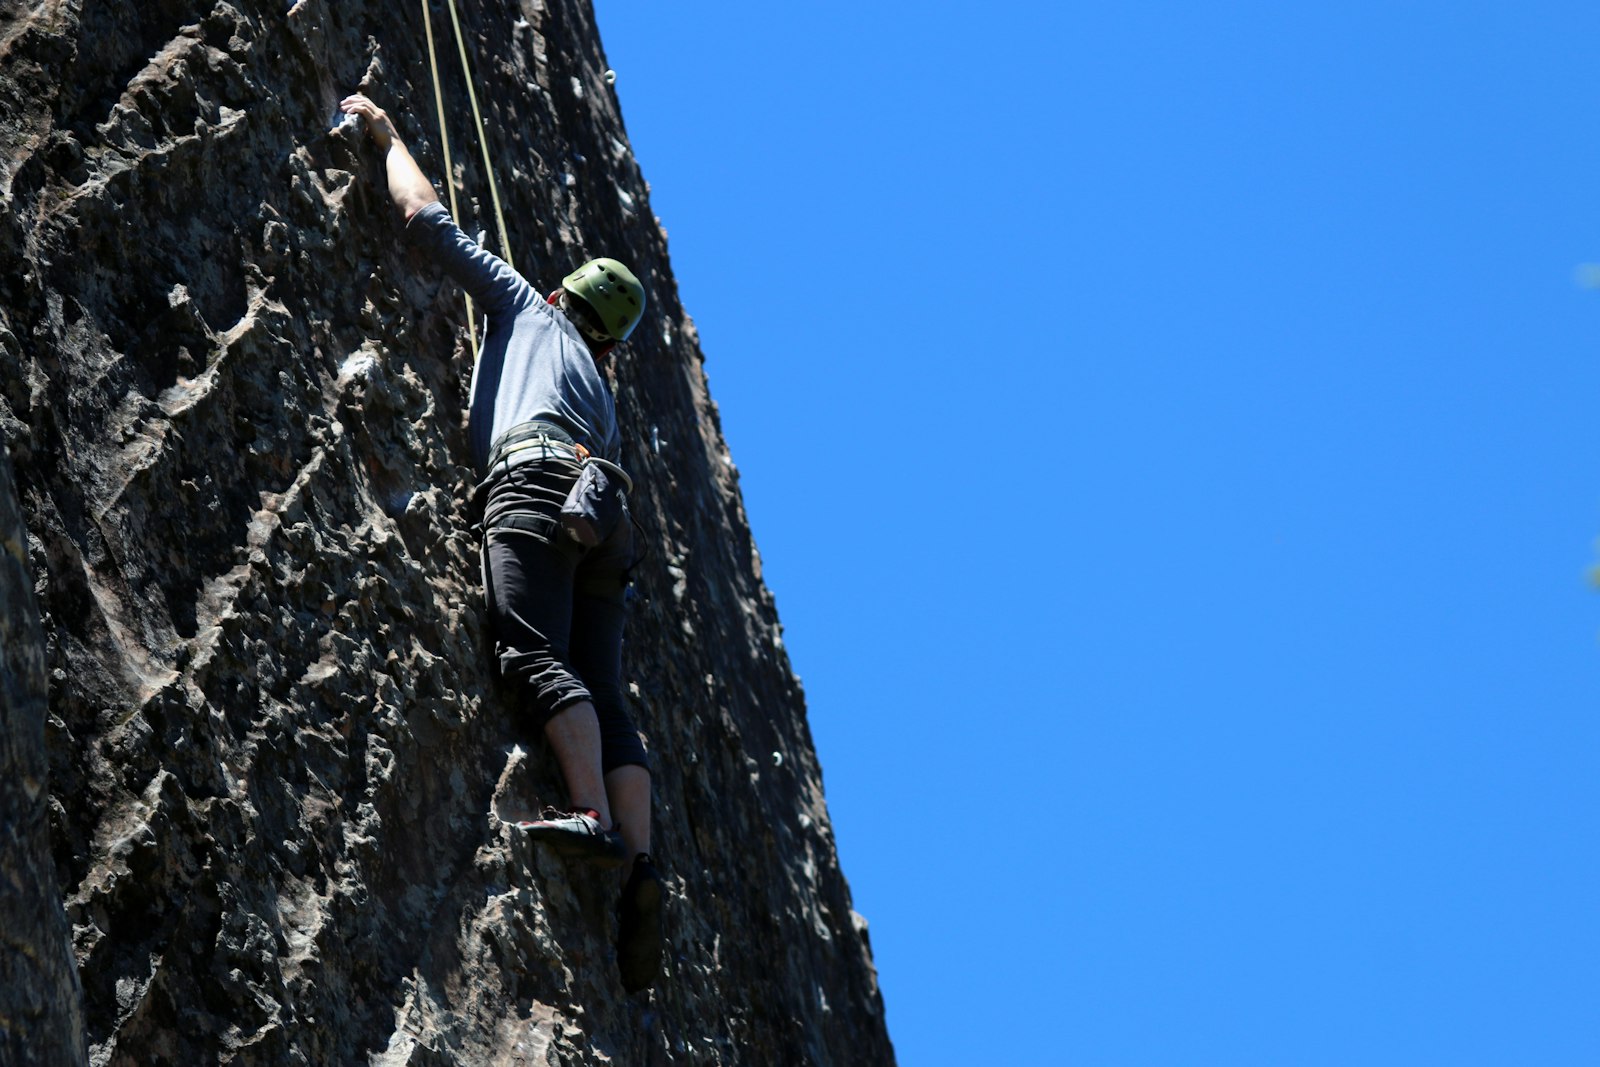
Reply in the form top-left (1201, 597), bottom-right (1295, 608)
top-left (0, 440), bottom-right (88, 1067)
top-left (0, 2), bottom-right (894, 1064)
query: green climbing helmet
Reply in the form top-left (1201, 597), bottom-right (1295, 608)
top-left (562, 257), bottom-right (646, 341)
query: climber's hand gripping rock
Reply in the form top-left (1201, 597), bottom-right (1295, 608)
top-left (339, 93), bottom-right (397, 149)
top-left (338, 93), bottom-right (439, 220)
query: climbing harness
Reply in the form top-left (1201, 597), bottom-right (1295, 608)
top-left (484, 420), bottom-right (584, 473)
top-left (478, 420), bottom-right (633, 548)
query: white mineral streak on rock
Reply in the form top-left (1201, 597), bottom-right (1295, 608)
top-left (340, 351), bottom-right (377, 379)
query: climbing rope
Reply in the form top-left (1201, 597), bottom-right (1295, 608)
top-left (420, 0), bottom-right (519, 362)
top-left (420, 0), bottom-right (478, 360)
top-left (443, 0), bottom-right (515, 271)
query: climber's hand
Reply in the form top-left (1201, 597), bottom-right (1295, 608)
top-left (339, 93), bottom-right (438, 219)
top-left (340, 94), bottom-right (398, 150)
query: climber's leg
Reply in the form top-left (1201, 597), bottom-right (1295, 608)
top-left (617, 847), bottom-right (664, 993)
top-left (604, 764), bottom-right (651, 861)
top-left (568, 511), bottom-right (650, 861)
top-left (482, 462), bottom-right (623, 864)
top-left (542, 700), bottom-right (613, 826)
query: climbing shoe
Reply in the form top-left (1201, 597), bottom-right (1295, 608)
top-left (617, 853), bottom-right (664, 993)
top-left (515, 807), bottom-right (627, 867)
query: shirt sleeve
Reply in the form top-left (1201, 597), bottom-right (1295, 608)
top-left (404, 202), bottom-right (536, 319)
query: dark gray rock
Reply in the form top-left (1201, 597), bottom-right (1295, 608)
top-left (1, 439), bottom-right (89, 1067)
top-left (0, 1), bottom-right (894, 1063)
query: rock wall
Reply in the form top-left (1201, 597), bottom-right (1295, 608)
top-left (0, 1), bottom-right (894, 1063)
top-left (0, 438), bottom-right (87, 1067)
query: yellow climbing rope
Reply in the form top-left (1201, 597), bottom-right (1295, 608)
top-left (420, 0), bottom-right (477, 359)
top-left (420, 0), bottom-right (519, 360)
top-left (444, 0), bottom-right (515, 270)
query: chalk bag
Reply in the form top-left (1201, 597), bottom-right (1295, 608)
top-left (561, 459), bottom-right (631, 547)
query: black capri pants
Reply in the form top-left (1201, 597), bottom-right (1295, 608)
top-left (480, 454), bottom-right (648, 773)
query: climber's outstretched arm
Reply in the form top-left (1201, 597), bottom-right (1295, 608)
top-left (340, 94), bottom-right (439, 220)
top-left (340, 92), bottom-right (534, 319)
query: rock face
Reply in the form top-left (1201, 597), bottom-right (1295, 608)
top-left (0, 440), bottom-right (88, 1067)
top-left (0, 2), bottom-right (894, 1064)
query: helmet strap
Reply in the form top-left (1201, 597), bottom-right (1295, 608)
top-left (554, 289), bottom-right (613, 344)
top-left (550, 290), bottom-right (617, 361)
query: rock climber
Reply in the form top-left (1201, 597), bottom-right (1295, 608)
top-left (339, 92), bottom-right (662, 993)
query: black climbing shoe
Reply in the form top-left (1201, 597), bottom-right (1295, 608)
top-left (617, 853), bottom-right (664, 993)
top-left (515, 807), bottom-right (627, 867)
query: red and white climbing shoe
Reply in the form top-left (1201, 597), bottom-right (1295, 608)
top-left (515, 807), bottom-right (627, 867)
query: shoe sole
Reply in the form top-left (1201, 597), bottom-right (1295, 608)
top-left (515, 823), bottom-right (628, 867)
top-left (618, 875), bottom-right (663, 992)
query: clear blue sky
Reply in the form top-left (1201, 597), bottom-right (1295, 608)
top-left (596, 3), bottom-right (1600, 1063)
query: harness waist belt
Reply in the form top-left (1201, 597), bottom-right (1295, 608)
top-left (486, 420), bottom-right (583, 471)
top-left (483, 420), bottom-right (632, 492)
top-left (482, 512), bottom-right (553, 537)
top-left (495, 443), bottom-right (577, 468)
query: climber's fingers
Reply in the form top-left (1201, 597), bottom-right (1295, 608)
top-left (339, 94), bottom-right (396, 149)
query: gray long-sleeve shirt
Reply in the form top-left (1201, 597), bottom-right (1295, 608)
top-left (405, 202), bottom-right (622, 472)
